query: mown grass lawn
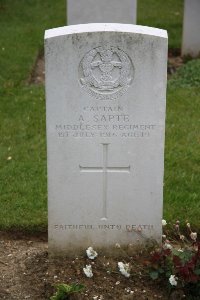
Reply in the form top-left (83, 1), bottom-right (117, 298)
top-left (138, 0), bottom-right (183, 49)
top-left (165, 87), bottom-right (200, 226)
top-left (0, 0), bottom-right (200, 232)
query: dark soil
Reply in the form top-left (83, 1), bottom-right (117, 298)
top-left (167, 49), bottom-right (183, 77)
top-left (28, 49), bottom-right (45, 85)
top-left (0, 232), bottom-right (179, 300)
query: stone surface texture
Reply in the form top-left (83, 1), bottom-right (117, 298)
top-left (182, 0), bottom-right (200, 57)
top-left (45, 23), bottom-right (168, 255)
top-left (67, 0), bottom-right (137, 25)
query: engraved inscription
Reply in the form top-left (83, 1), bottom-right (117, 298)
top-left (53, 224), bottom-right (154, 232)
top-left (55, 104), bottom-right (157, 139)
top-left (55, 123), bottom-right (156, 138)
top-left (79, 46), bottom-right (134, 100)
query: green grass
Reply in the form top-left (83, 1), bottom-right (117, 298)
top-left (0, 87), bottom-right (47, 231)
top-left (165, 61), bottom-right (200, 228)
top-left (164, 87), bottom-right (200, 226)
top-left (169, 59), bottom-right (200, 88)
top-left (1, 0), bottom-right (200, 232)
top-left (0, 0), bottom-right (66, 88)
top-left (138, 0), bottom-right (183, 49)
top-left (0, 0), bottom-right (66, 231)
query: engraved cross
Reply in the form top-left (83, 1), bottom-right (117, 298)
top-left (79, 143), bottom-right (130, 220)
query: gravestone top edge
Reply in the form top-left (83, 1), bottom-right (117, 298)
top-left (45, 23), bottom-right (168, 40)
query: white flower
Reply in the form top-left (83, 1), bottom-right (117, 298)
top-left (86, 247), bottom-right (98, 259)
top-left (186, 222), bottom-right (190, 228)
top-left (190, 232), bottom-right (197, 241)
top-left (125, 287), bottom-right (131, 293)
top-left (115, 243), bottom-right (121, 248)
top-left (83, 264), bottom-right (93, 278)
top-left (163, 242), bottom-right (172, 250)
top-left (118, 262), bottom-right (130, 278)
top-left (169, 275), bottom-right (178, 286)
top-left (162, 219), bottom-right (167, 226)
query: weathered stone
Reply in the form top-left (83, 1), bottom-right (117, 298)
top-left (182, 0), bottom-right (200, 57)
top-left (67, 0), bottom-right (137, 25)
top-left (45, 23), bottom-right (168, 255)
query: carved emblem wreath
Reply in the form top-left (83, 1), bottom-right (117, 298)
top-left (79, 46), bottom-right (134, 100)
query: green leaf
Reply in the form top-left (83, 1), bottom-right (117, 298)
top-left (50, 283), bottom-right (85, 300)
top-left (158, 268), bottom-right (164, 274)
top-left (70, 283), bottom-right (85, 293)
top-left (166, 271), bottom-right (172, 278)
top-left (194, 269), bottom-right (200, 275)
top-left (150, 271), bottom-right (159, 280)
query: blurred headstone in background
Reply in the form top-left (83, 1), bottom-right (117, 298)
top-left (67, 0), bottom-right (137, 25)
top-left (182, 0), bottom-right (200, 57)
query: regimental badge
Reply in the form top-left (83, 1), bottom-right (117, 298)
top-left (79, 46), bottom-right (134, 100)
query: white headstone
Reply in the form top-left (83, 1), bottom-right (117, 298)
top-left (45, 23), bottom-right (168, 255)
top-left (67, 0), bottom-right (137, 25)
top-left (182, 0), bottom-right (200, 57)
